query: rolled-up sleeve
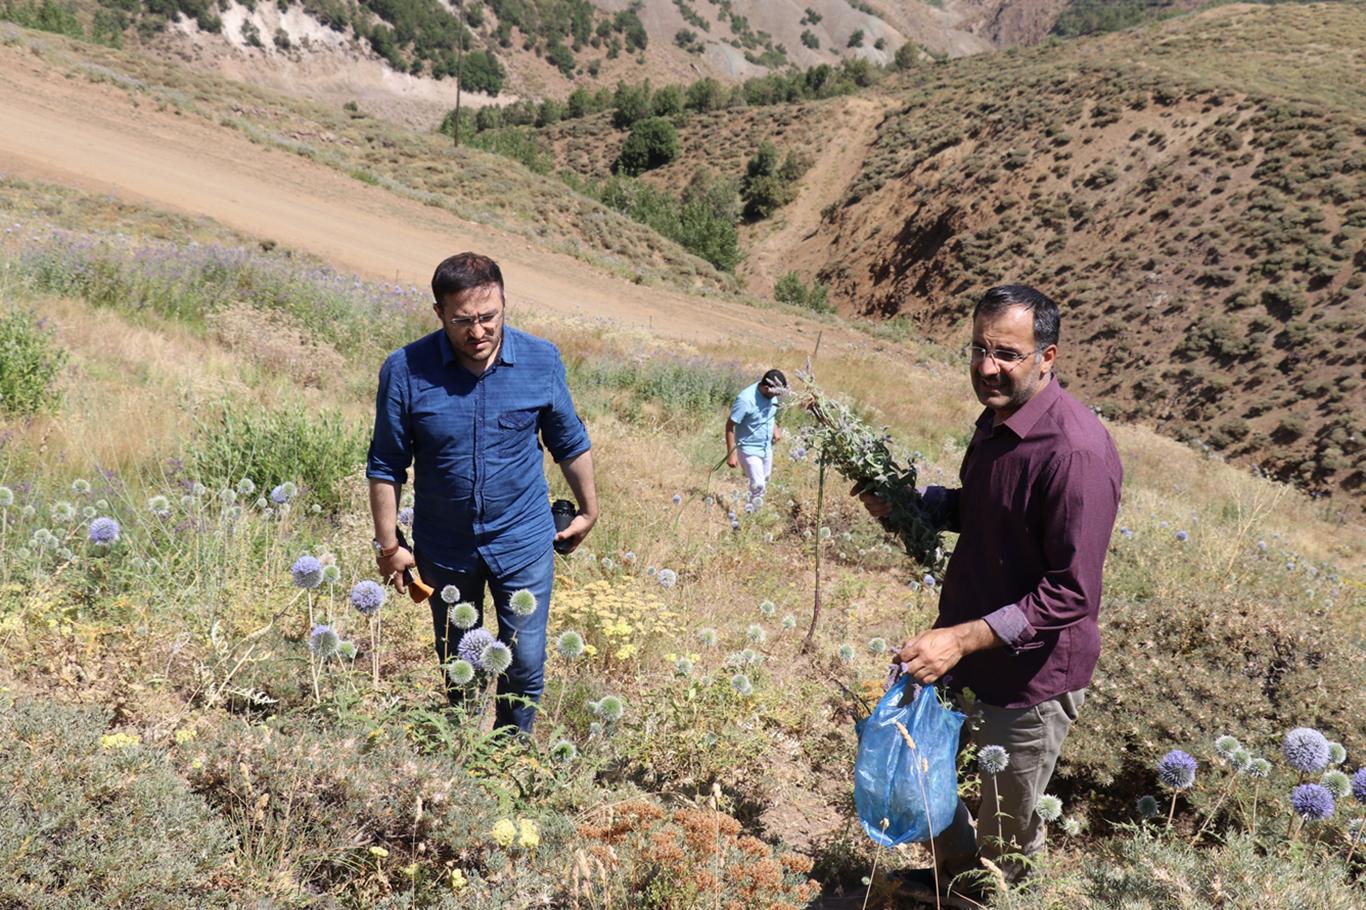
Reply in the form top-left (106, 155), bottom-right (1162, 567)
top-left (983, 450), bottom-right (1119, 650)
top-left (539, 353), bottom-right (590, 463)
top-left (366, 352), bottom-right (413, 484)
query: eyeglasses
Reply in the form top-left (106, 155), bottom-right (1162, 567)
top-left (966, 344), bottom-right (1039, 368)
top-left (447, 309), bottom-right (502, 330)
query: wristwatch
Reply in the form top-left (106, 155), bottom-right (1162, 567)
top-left (372, 538), bottom-right (401, 558)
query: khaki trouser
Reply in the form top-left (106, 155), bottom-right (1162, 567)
top-left (933, 689), bottom-right (1087, 883)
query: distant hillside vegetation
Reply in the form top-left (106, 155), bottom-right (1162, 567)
top-left (806, 4), bottom-right (1363, 505)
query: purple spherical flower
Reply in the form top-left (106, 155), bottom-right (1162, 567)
top-left (269, 482), bottom-right (295, 505)
top-left (291, 555), bottom-right (323, 589)
top-left (1290, 783), bottom-right (1335, 821)
top-left (1283, 727), bottom-right (1331, 774)
top-left (308, 624), bottom-right (340, 657)
top-left (349, 579), bottom-right (386, 615)
top-left (1175, 530), bottom-right (1189, 542)
top-left (1351, 767), bottom-right (1366, 802)
top-left (397, 507), bottom-right (413, 527)
top-left (1157, 749), bottom-right (1197, 791)
top-left (88, 516), bottom-right (120, 545)
top-left (457, 628), bottom-right (497, 668)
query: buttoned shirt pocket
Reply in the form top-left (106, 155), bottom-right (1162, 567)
top-left (497, 408), bottom-right (538, 454)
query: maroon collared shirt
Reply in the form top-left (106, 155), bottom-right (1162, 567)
top-left (933, 377), bottom-right (1123, 709)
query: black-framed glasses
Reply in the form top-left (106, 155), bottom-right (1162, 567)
top-left (447, 309), bottom-right (502, 330)
top-left (966, 344), bottom-right (1040, 368)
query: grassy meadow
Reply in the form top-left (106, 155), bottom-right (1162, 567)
top-left (1, 171), bottom-right (1364, 909)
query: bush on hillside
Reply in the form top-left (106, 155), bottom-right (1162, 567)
top-left (614, 117), bottom-right (680, 176)
top-left (0, 697), bottom-right (235, 909)
top-left (774, 271), bottom-right (831, 313)
top-left (0, 307), bottom-right (67, 418)
top-left (740, 142), bottom-right (806, 221)
top-left (188, 400), bottom-right (367, 514)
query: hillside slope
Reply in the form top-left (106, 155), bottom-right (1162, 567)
top-left (797, 3), bottom-right (1364, 505)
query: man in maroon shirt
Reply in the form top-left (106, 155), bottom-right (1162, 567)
top-left (860, 285), bottom-right (1123, 897)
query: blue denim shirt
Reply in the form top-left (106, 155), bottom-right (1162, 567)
top-left (366, 326), bottom-right (591, 575)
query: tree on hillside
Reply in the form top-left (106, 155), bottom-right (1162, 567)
top-left (612, 79), bottom-right (653, 128)
top-left (685, 78), bottom-right (728, 112)
top-left (740, 142), bottom-right (804, 221)
top-left (614, 117), bottom-right (680, 176)
top-left (894, 41), bottom-right (920, 70)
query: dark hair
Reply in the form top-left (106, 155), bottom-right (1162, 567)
top-left (973, 285), bottom-right (1061, 349)
top-left (431, 252), bottom-right (504, 305)
top-left (760, 368), bottom-right (788, 389)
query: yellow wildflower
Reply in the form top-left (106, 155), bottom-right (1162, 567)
top-left (99, 732), bottom-right (140, 750)
top-left (174, 727), bottom-right (197, 745)
top-left (517, 818), bottom-right (540, 849)
top-left (369, 846), bottom-right (389, 858)
top-left (449, 868), bottom-right (468, 891)
top-left (491, 818), bottom-right (517, 847)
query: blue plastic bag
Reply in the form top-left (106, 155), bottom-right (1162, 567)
top-left (854, 677), bottom-right (965, 847)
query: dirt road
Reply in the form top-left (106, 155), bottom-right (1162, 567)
top-left (0, 41), bottom-right (857, 356)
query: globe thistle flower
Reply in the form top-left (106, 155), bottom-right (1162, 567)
top-left (838, 643), bottom-right (855, 663)
top-left (731, 673), bottom-right (754, 697)
top-left (266, 483), bottom-right (290, 504)
top-left (308, 624), bottom-right (340, 657)
top-left (0, 486), bottom-right (13, 508)
top-left (645, 565), bottom-right (657, 576)
top-left (480, 641), bottom-right (514, 675)
top-left (1175, 530), bottom-right (1189, 542)
top-left (147, 495), bottom-right (171, 518)
top-left (450, 602), bottom-right (479, 630)
top-left (672, 493), bottom-right (682, 505)
top-left (1245, 756), bottom-right (1272, 779)
top-left (741, 648), bottom-right (763, 667)
top-left (1352, 768), bottom-right (1366, 802)
top-left (508, 588), bottom-right (537, 617)
top-left (601, 556), bottom-right (616, 572)
top-left (235, 477), bottom-right (256, 496)
top-left (595, 694), bottom-right (625, 722)
top-left (321, 564), bottom-right (341, 585)
top-left (20, 504), bottom-right (35, 519)
top-left (730, 519), bottom-right (741, 531)
top-left (818, 526), bottom-right (831, 540)
top-left (922, 574), bottom-right (937, 589)
top-left (1290, 783), bottom-right (1335, 821)
top-left (179, 494), bottom-right (196, 511)
top-left (867, 637), bottom-right (887, 655)
top-left (724, 651), bottom-right (746, 669)
top-left (50, 501), bottom-right (76, 523)
top-left (1214, 735), bottom-right (1241, 762)
top-left (81, 506), bottom-right (96, 520)
top-left (791, 446), bottom-right (807, 461)
top-left (1283, 727), bottom-right (1331, 773)
top-left (438, 584), bottom-right (460, 604)
top-left (1157, 750), bottom-right (1198, 791)
top-left (743, 502), bottom-right (755, 514)
top-left (696, 627), bottom-right (717, 647)
top-left (1322, 770), bottom-right (1352, 800)
top-left (87, 516), bottom-right (120, 545)
top-left (218, 487), bottom-right (236, 504)
top-left (338, 641), bottom-right (358, 660)
top-left (349, 580), bottom-right (386, 616)
top-left (746, 624), bottom-right (766, 644)
top-left (1060, 816), bottom-right (1083, 837)
top-left (291, 555), bottom-right (323, 589)
top-left (758, 599), bottom-right (776, 616)
top-left (1229, 746), bottom-right (1252, 772)
top-left (1327, 742), bottom-right (1347, 766)
top-left (1136, 795), bottom-right (1161, 818)
top-left (254, 497), bottom-right (268, 510)
top-left (549, 739), bottom-right (577, 764)
top-left (657, 568), bottom-right (678, 589)
top-left (674, 656), bottom-right (693, 676)
top-left (978, 745), bottom-right (1010, 775)
top-left (1118, 527), bottom-right (1133, 539)
top-left (71, 479), bottom-right (91, 496)
top-left (397, 507), bottom-right (413, 527)
top-left (545, 629), bottom-right (582, 661)
top-left (446, 659), bottom-right (476, 686)
top-left (781, 613), bottom-right (797, 630)
top-left (457, 628), bottom-right (496, 667)
top-left (622, 550), bottom-right (636, 564)
top-left (56, 547), bottom-right (73, 562)
top-left (1036, 795), bottom-right (1063, 823)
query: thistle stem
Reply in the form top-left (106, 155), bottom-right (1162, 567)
top-left (1345, 820), bottom-right (1362, 867)
top-left (1192, 773), bottom-right (1240, 845)
top-left (1250, 781), bottom-right (1259, 838)
top-left (1166, 792), bottom-right (1179, 832)
top-left (800, 458), bottom-right (826, 654)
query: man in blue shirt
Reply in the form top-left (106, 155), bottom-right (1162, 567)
top-left (366, 252), bottom-right (598, 732)
top-left (726, 368), bottom-right (787, 500)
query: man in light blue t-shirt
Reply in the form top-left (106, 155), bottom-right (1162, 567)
top-left (725, 368), bottom-right (788, 500)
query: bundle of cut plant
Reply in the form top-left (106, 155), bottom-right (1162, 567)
top-left (796, 378), bottom-right (945, 573)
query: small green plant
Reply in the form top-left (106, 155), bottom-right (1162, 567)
top-left (773, 271), bottom-right (831, 314)
top-left (614, 117), bottom-right (680, 176)
top-left (0, 307), bottom-right (67, 418)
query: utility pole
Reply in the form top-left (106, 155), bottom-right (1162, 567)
top-left (453, 0), bottom-right (464, 147)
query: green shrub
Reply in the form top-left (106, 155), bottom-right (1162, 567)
top-left (774, 271), bottom-right (831, 313)
top-left (740, 142), bottom-right (801, 221)
top-left (467, 127), bottom-right (554, 174)
top-left (0, 307), bottom-right (67, 418)
top-left (187, 400), bottom-right (367, 513)
top-left (614, 117), bottom-right (680, 176)
top-left (568, 351), bottom-right (747, 420)
top-left (0, 696), bottom-right (234, 909)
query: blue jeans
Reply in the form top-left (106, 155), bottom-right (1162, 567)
top-left (416, 546), bottom-right (554, 733)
